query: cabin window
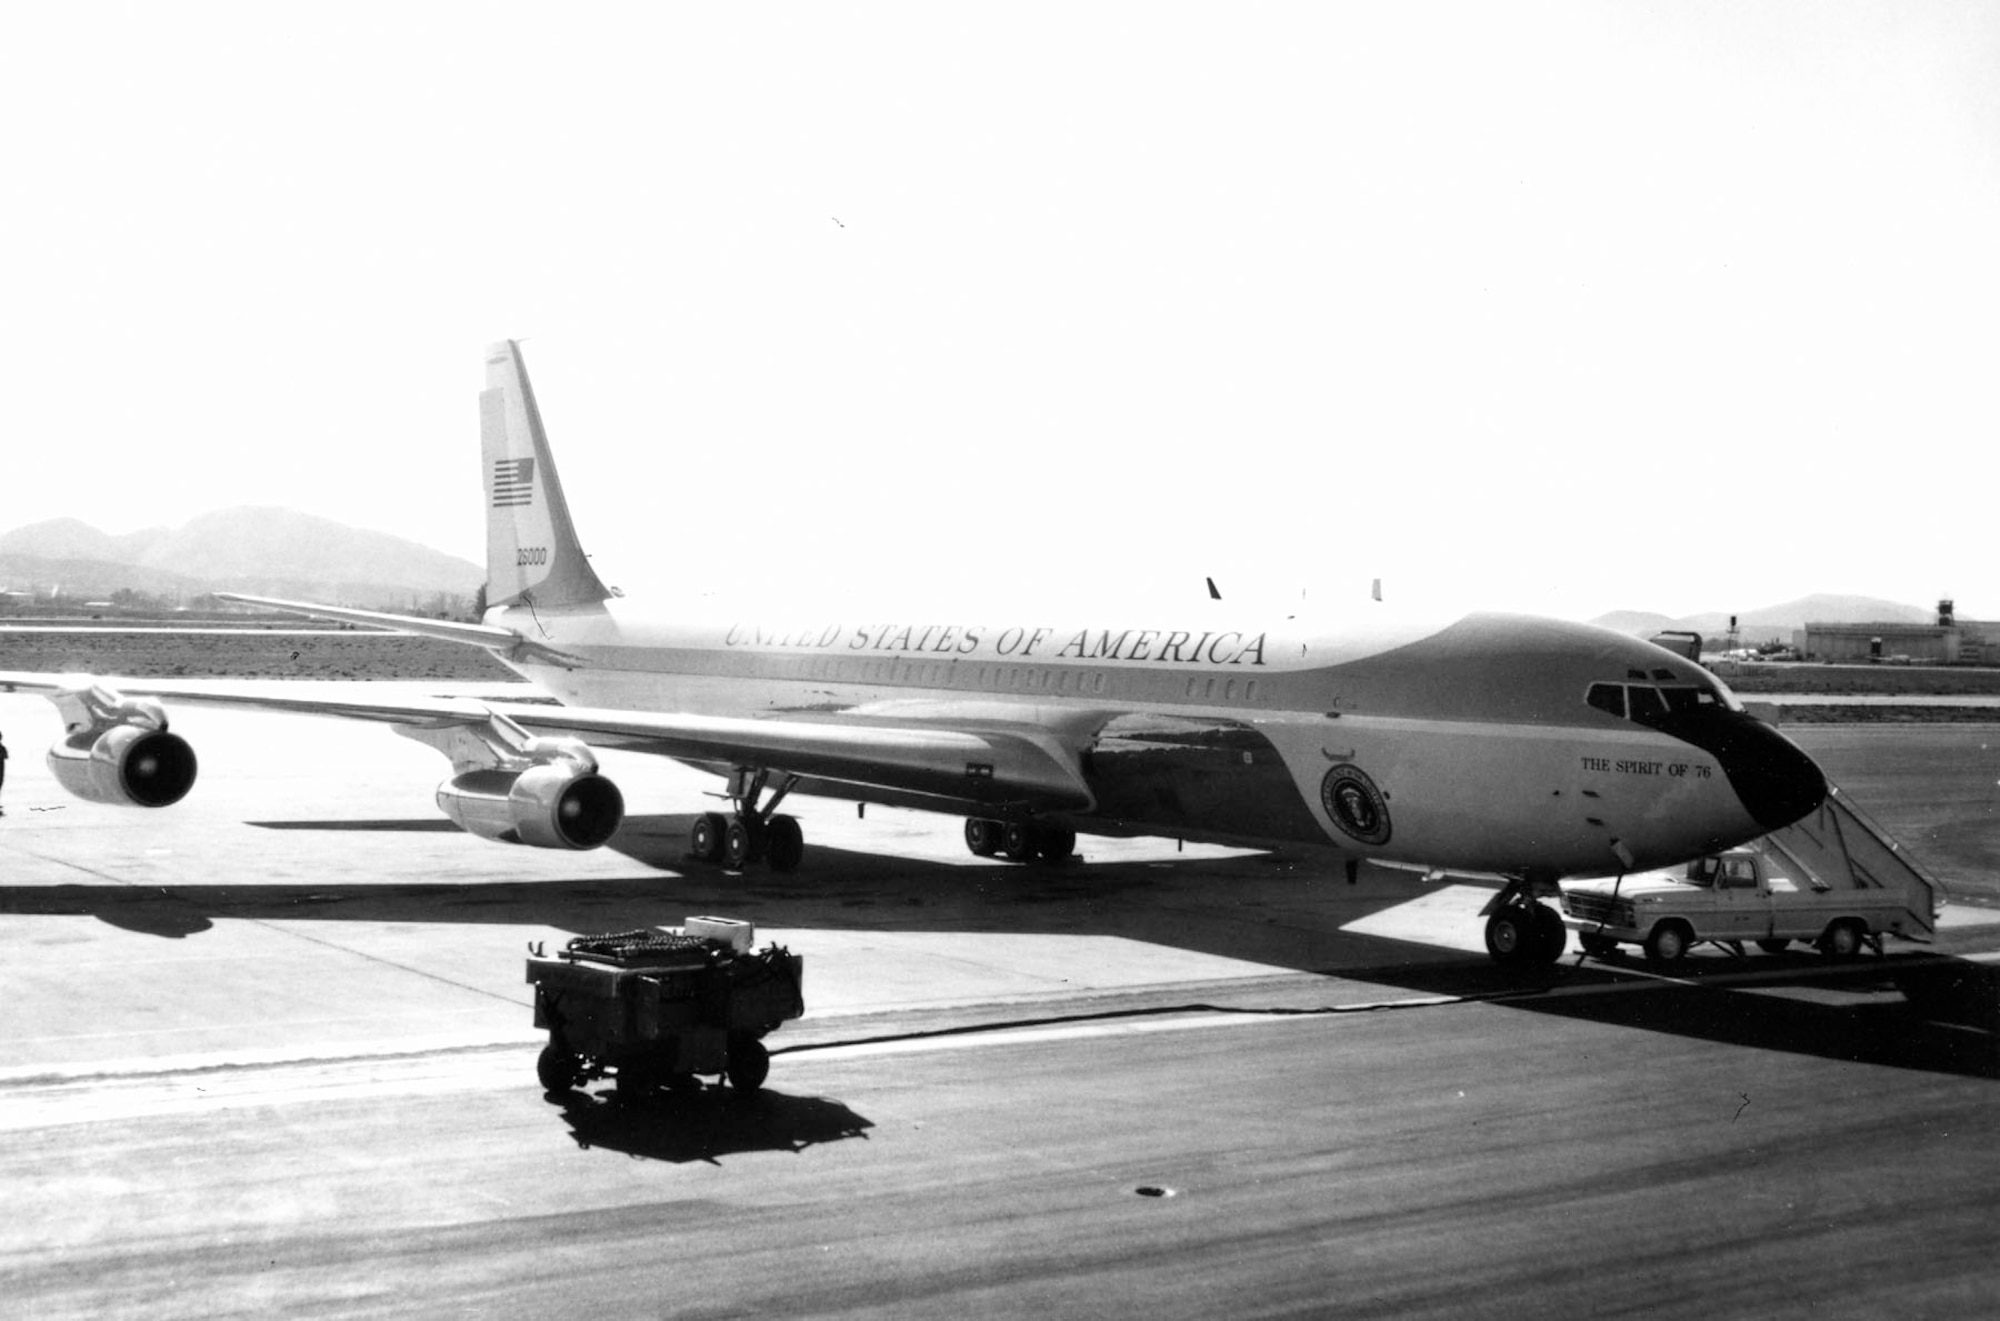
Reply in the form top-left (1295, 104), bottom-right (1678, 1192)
top-left (1586, 683), bottom-right (1626, 718)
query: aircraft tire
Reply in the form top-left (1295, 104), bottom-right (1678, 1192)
top-left (1001, 821), bottom-right (1039, 863)
top-left (765, 815), bottom-right (805, 873)
top-left (723, 817), bottom-right (757, 870)
top-left (1756, 938), bottom-right (1791, 954)
top-left (1484, 907), bottom-right (1535, 964)
top-left (690, 812), bottom-right (728, 863)
top-left (965, 818), bottom-right (1001, 857)
top-left (1035, 822), bottom-right (1077, 864)
top-left (1530, 904), bottom-right (1566, 962)
top-left (1580, 932), bottom-right (1618, 957)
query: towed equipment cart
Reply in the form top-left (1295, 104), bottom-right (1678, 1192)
top-left (526, 917), bottom-right (804, 1098)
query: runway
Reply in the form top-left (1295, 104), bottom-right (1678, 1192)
top-left (2, 688), bottom-right (1997, 1317)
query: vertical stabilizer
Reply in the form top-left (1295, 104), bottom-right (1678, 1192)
top-left (481, 341), bottom-right (611, 608)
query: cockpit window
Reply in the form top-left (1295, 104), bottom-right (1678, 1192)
top-left (1588, 679), bottom-right (1742, 723)
top-left (1627, 685), bottom-right (1668, 723)
top-left (1661, 686), bottom-right (1714, 716)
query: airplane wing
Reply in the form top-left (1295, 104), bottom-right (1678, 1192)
top-left (0, 670), bottom-right (1095, 815)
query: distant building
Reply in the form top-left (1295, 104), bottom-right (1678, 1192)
top-left (1796, 600), bottom-right (2000, 665)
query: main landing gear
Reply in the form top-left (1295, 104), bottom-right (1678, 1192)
top-left (1483, 879), bottom-right (1567, 966)
top-left (963, 817), bottom-right (1076, 864)
top-left (689, 769), bottom-right (806, 873)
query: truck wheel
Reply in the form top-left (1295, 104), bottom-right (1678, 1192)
top-left (536, 1041), bottom-right (581, 1094)
top-left (1644, 922), bottom-right (1692, 965)
top-left (727, 1035), bottom-right (771, 1093)
top-left (1819, 920), bottom-right (1864, 959)
top-left (1756, 938), bottom-right (1791, 955)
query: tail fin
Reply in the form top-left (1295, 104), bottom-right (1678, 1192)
top-left (481, 341), bottom-right (611, 609)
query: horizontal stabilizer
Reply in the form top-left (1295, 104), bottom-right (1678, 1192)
top-left (214, 593), bottom-right (518, 649)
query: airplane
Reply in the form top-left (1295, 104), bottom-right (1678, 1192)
top-left (0, 341), bottom-right (1829, 966)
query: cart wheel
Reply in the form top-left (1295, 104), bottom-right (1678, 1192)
top-left (537, 1041), bottom-right (581, 1094)
top-left (615, 1062), bottom-right (657, 1100)
top-left (727, 1035), bottom-right (771, 1093)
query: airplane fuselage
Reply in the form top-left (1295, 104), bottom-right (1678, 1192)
top-left (493, 598), bottom-right (1823, 880)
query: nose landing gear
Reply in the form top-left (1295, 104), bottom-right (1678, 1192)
top-left (1483, 880), bottom-right (1567, 965)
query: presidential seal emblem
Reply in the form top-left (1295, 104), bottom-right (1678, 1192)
top-left (1320, 765), bottom-right (1391, 846)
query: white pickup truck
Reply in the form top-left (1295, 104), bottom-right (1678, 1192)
top-left (1560, 846), bottom-right (1940, 964)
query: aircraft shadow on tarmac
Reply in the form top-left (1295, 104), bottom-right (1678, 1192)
top-left (548, 1084), bottom-right (873, 1165)
top-left (8, 811), bottom-right (1995, 1081)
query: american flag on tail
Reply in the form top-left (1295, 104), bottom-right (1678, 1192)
top-left (492, 457), bottom-right (535, 507)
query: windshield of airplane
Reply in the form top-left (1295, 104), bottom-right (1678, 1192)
top-left (1587, 680), bottom-right (1741, 725)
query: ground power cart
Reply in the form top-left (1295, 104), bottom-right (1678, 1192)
top-left (527, 917), bottom-right (803, 1099)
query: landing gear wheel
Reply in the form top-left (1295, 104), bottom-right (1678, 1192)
top-left (1645, 922), bottom-right (1692, 965)
top-left (965, 818), bottom-right (1000, 857)
top-left (1819, 920), bottom-right (1863, 959)
top-left (764, 815), bottom-right (805, 873)
top-left (536, 1041), bottom-right (580, 1094)
top-left (1000, 821), bottom-right (1038, 863)
top-left (1580, 932), bottom-right (1618, 957)
top-left (1035, 822), bottom-right (1077, 864)
top-left (723, 816), bottom-right (757, 870)
top-left (727, 1035), bottom-right (770, 1093)
top-left (1530, 904), bottom-right (1567, 962)
top-left (690, 812), bottom-right (727, 864)
top-left (1756, 938), bottom-right (1791, 955)
top-left (1484, 907), bottom-right (1536, 964)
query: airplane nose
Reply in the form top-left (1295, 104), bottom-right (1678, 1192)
top-left (1714, 716), bottom-right (1829, 831)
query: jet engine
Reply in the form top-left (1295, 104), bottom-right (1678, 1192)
top-left (433, 737), bottom-right (624, 849)
top-left (45, 688), bottom-right (198, 807)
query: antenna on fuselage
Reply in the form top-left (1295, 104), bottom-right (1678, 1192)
top-left (1371, 578), bottom-right (1382, 602)
top-left (1206, 576), bottom-right (1222, 601)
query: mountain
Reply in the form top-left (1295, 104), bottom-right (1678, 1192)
top-left (0, 517), bottom-right (170, 564)
top-left (0, 508), bottom-right (481, 607)
top-left (1591, 594), bottom-right (1939, 642)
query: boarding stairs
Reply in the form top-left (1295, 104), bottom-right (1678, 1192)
top-left (1752, 782), bottom-right (1948, 942)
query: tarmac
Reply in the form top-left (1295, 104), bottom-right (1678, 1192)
top-left (2, 685), bottom-right (1997, 1318)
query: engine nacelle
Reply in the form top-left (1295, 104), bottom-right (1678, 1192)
top-left (47, 721), bottom-right (199, 807)
top-left (435, 762), bottom-right (624, 849)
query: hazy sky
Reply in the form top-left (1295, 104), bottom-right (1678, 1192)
top-left (2, 2), bottom-right (1994, 621)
